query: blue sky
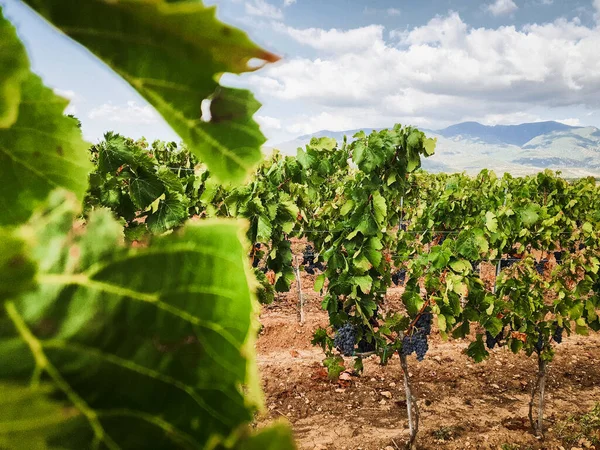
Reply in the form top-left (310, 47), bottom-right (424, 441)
top-left (1, 0), bottom-right (599, 146)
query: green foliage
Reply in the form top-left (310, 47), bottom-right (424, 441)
top-left (25, 0), bottom-right (279, 183)
top-left (0, 382), bottom-right (76, 449)
top-left (1, 193), bottom-right (265, 448)
top-left (0, 229), bottom-right (36, 300)
top-left (85, 133), bottom-right (212, 240)
top-left (0, 2), bottom-right (293, 449)
top-left (0, 8), bottom-right (29, 128)
top-left (0, 57), bottom-right (91, 226)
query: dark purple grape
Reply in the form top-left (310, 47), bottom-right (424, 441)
top-left (334, 324), bottom-right (356, 356)
top-left (535, 259), bottom-right (548, 275)
top-left (392, 269), bottom-right (406, 286)
top-left (401, 312), bottom-right (432, 361)
top-left (553, 326), bottom-right (563, 344)
top-left (485, 330), bottom-right (503, 349)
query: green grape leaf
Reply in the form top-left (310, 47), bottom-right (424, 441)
top-left (449, 259), bottom-right (471, 274)
top-left (437, 314), bottom-right (447, 332)
top-left (364, 237), bottom-right (383, 267)
top-left (256, 214), bottom-right (273, 242)
top-left (129, 168), bottom-right (165, 209)
top-left (520, 204), bottom-right (540, 226)
top-left (146, 192), bottom-right (189, 234)
top-left (423, 137), bottom-right (437, 156)
top-left (0, 382), bottom-right (79, 450)
top-left (466, 334), bottom-right (489, 362)
top-left (156, 167), bottom-right (186, 195)
top-left (485, 211), bottom-right (498, 233)
top-left (314, 274), bottom-right (326, 292)
top-left (456, 229), bottom-right (488, 260)
top-left (0, 228), bottom-right (36, 301)
top-left (25, 0), bottom-right (279, 183)
top-left (340, 200), bottom-right (354, 216)
top-left (0, 194), bottom-right (267, 449)
top-left (352, 275), bottom-right (372, 294)
top-left (0, 9), bottom-right (29, 128)
top-left (0, 73), bottom-right (91, 226)
top-left (98, 133), bottom-right (151, 174)
top-left (483, 316), bottom-right (503, 337)
top-left (235, 422), bottom-right (296, 450)
top-left (372, 191), bottom-right (387, 225)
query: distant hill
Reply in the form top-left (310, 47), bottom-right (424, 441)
top-left (436, 121), bottom-right (580, 146)
top-left (271, 121), bottom-right (600, 178)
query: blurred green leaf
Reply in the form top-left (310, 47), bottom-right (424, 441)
top-left (25, 0), bottom-right (279, 183)
top-left (0, 9), bottom-right (29, 128)
top-left (0, 73), bottom-right (91, 226)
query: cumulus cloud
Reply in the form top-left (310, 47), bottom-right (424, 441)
top-left (245, 0), bottom-right (283, 19)
top-left (53, 88), bottom-right (78, 101)
top-left (486, 0), bottom-right (519, 16)
top-left (256, 115), bottom-right (282, 130)
top-left (248, 12), bottom-right (600, 136)
top-left (364, 6), bottom-right (401, 16)
top-left (88, 101), bottom-right (159, 124)
top-left (556, 118), bottom-right (582, 126)
top-left (53, 88), bottom-right (82, 115)
top-left (272, 22), bottom-right (384, 53)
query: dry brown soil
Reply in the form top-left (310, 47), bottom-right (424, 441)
top-left (254, 254), bottom-right (600, 450)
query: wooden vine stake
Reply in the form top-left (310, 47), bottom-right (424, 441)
top-left (293, 255), bottom-right (305, 325)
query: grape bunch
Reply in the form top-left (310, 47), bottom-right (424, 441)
top-left (535, 259), bottom-right (548, 275)
top-left (553, 251), bottom-right (563, 263)
top-left (392, 269), bottom-right (406, 286)
top-left (251, 243), bottom-right (262, 268)
top-left (533, 333), bottom-right (544, 353)
top-left (302, 245), bottom-right (325, 275)
top-left (485, 330), bottom-right (503, 349)
top-left (553, 326), bottom-right (564, 344)
top-left (401, 312), bottom-right (432, 361)
top-left (500, 258), bottom-right (518, 270)
top-left (334, 323), bottom-right (356, 356)
top-left (357, 336), bottom-right (376, 353)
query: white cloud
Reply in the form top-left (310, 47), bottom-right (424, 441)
top-left (53, 89), bottom-right (82, 116)
top-left (273, 22), bottom-right (384, 53)
top-left (245, 0), bottom-right (283, 19)
top-left (556, 118), bottom-right (582, 126)
top-left (250, 12), bottom-right (600, 136)
top-left (53, 88), bottom-right (78, 101)
top-left (285, 112), bottom-right (362, 135)
top-left (283, 0), bottom-right (296, 5)
top-left (88, 101), bottom-right (159, 124)
top-left (486, 0), bottom-right (519, 16)
top-left (363, 6), bottom-right (401, 16)
top-left (256, 115), bottom-right (282, 130)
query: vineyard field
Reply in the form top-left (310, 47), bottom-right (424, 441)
top-left (2, 2), bottom-right (599, 450)
top-left (255, 246), bottom-right (600, 449)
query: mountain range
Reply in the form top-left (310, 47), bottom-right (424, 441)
top-left (272, 121), bottom-right (600, 178)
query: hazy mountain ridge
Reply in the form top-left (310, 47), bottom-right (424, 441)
top-left (272, 121), bottom-right (600, 178)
